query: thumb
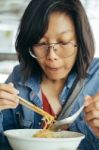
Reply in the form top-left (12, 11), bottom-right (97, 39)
top-left (8, 82), bottom-right (19, 94)
top-left (84, 95), bottom-right (92, 106)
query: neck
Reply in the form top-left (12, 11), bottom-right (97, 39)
top-left (41, 76), bottom-right (66, 96)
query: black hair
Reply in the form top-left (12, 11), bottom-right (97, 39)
top-left (15, 0), bottom-right (95, 80)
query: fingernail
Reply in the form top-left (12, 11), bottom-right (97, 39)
top-left (15, 89), bottom-right (19, 94)
top-left (9, 83), bottom-right (14, 87)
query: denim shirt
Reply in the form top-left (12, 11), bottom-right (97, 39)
top-left (0, 58), bottom-right (99, 150)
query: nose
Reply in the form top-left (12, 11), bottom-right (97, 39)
top-left (47, 44), bottom-right (59, 60)
top-left (49, 44), bottom-right (57, 51)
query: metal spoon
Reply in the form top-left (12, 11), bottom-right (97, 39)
top-left (49, 105), bottom-right (84, 131)
top-left (17, 95), bottom-right (84, 131)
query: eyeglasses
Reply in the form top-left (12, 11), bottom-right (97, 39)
top-left (29, 41), bottom-right (78, 59)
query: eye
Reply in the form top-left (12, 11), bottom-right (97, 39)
top-left (59, 41), bottom-right (69, 45)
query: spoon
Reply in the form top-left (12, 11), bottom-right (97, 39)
top-left (49, 105), bottom-right (84, 131)
top-left (17, 95), bottom-right (84, 130)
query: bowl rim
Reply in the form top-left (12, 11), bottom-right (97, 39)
top-left (4, 129), bottom-right (85, 142)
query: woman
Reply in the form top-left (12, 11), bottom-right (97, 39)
top-left (0, 0), bottom-right (99, 149)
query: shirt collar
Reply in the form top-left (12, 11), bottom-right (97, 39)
top-left (18, 71), bottom-right (77, 105)
top-left (66, 71), bottom-right (77, 89)
top-left (18, 74), bottom-right (41, 94)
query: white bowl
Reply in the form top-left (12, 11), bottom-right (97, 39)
top-left (4, 129), bottom-right (85, 150)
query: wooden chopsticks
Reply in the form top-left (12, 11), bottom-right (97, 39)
top-left (17, 95), bottom-right (55, 125)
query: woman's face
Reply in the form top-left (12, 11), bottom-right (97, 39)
top-left (36, 12), bottom-right (77, 81)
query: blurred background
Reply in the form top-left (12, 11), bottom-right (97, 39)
top-left (0, 0), bottom-right (99, 82)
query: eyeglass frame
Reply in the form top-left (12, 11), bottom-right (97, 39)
top-left (29, 41), bottom-right (78, 59)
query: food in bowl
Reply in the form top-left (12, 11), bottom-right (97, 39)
top-left (33, 129), bottom-right (57, 138)
top-left (33, 129), bottom-right (79, 138)
top-left (4, 129), bottom-right (85, 150)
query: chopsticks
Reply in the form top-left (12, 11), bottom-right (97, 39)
top-left (17, 95), bottom-right (55, 126)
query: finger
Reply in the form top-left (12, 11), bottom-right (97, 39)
top-left (0, 91), bottom-right (19, 103)
top-left (85, 93), bottom-right (99, 106)
top-left (0, 98), bottom-right (19, 106)
top-left (0, 83), bottom-right (19, 94)
top-left (8, 82), bottom-right (14, 87)
top-left (84, 95), bottom-right (93, 106)
top-left (0, 99), bottom-right (19, 110)
top-left (84, 95), bottom-right (93, 113)
top-left (88, 119), bottom-right (99, 128)
top-left (85, 101), bottom-right (99, 113)
top-left (84, 93), bottom-right (99, 113)
top-left (85, 110), bottom-right (99, 121)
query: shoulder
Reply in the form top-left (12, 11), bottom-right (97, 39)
top-left (88, 58), bottom-right (99, 76)
top-left (83, 58), bottom-right (99, 97)
top-left (5, 64), bottom-right (23, 83)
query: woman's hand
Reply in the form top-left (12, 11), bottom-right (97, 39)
top-left (84, 93), bottom-right (99, 137)
top-left (0, 83), bottom-right (19, 110)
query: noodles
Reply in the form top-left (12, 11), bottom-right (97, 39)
top-left (32, 129), bottom-right (70, 138)
top-left (17, 96), bottom-right (55, 128)
top-left (33, 130), bottom-right (56, 138)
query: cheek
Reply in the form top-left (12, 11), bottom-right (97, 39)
top-left (64, 64), bottom-right (73, 74)
top-left (64, 57), bottom-right (76, 70)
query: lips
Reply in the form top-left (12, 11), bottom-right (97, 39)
top-left (46, 66), bottom-right (62, 72)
